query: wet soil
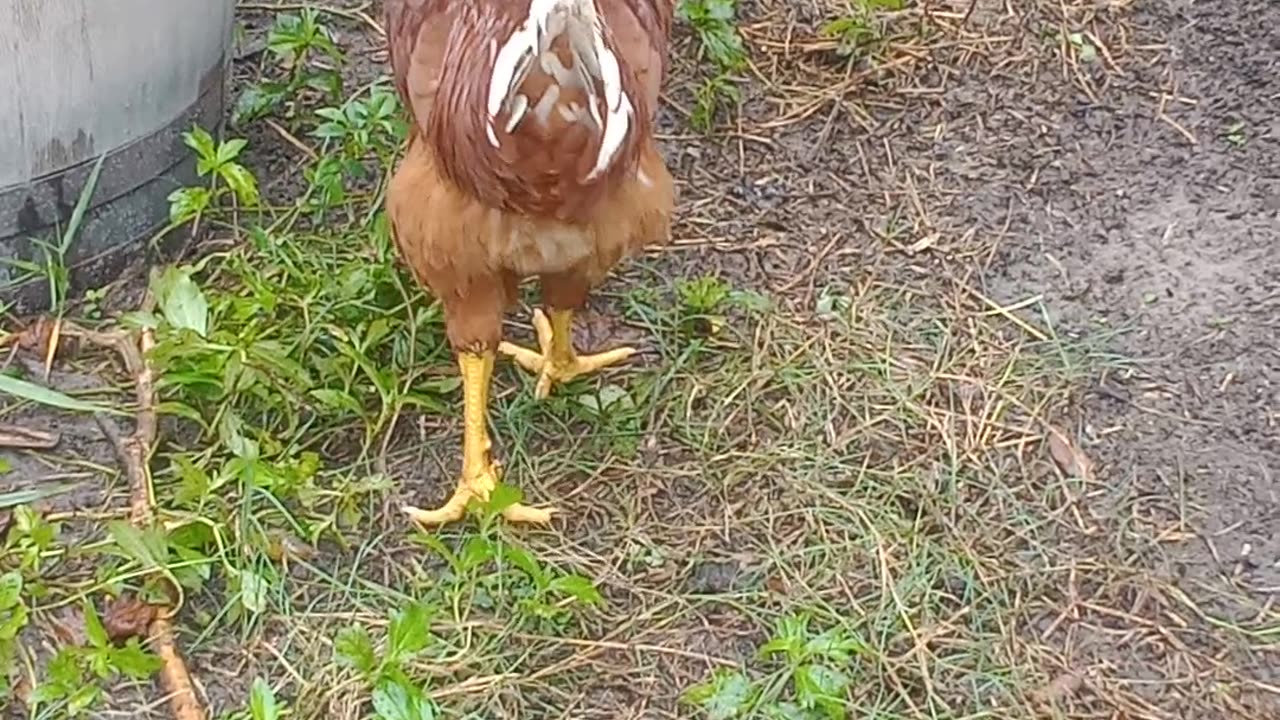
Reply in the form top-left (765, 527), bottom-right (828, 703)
top-left (990, 0), bottom-right (1279, 637)
top-left (4, 0), bottom-right (1278, 717)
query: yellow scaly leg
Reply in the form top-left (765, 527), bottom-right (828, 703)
top-left (499, 309), bottom-right (636, 399)
top-left (403, 351), bottom-right (554, 526)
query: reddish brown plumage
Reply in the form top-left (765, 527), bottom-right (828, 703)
top-left (384, 0), bottom-right (675, 352)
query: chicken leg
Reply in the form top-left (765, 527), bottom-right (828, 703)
top-left (403, 352), bottom-right (554, 526)
top-left (500, 308), bottom-right (636, 399)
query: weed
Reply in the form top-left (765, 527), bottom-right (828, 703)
top-left (678, 0), bottom-right (748, 131)
top-left (0, 570), bottom-right (28, 699)
top-left (0, 154), bottom-right (105, 314)
top-left (428, 520), bottom-right (603, 626)
top-left (4, 505), bottom-right (60, 578)
top-left (1065, 30), bottom-right (1098, 63)
top-left (333, 602), bottom-right (440, 720)
top-left (679, 0), bottom-right (749, 71)
top-left (822, 0), bottom-right (905, 59)
top-left (166, 127), bottom-right (261, 229)
top-left (309, 85), bottom-right (408, 216)
top-left (691, 74), bottom-right (743, 134)
top-left (231, 678), bottom-right (289, 720)
top-left (21, 599), bottom-right (162, 718)
top-left (1223, 121), bottom-right (1248, 147)
top-left (234, 8), bottom-right (345, 125)
top-left (313, 86), bottom-right (406, 161)
top-left (80, 287), bottom-right (108, 320)
top-left (684, 614), bottom-right (867, 719)
top-left (673, 273), bottom-right (770, 343)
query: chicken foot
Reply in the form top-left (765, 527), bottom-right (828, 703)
top-left (499, 308), bottom-right (636, 399)
top-left (403, 352), bottom-right (554, 526)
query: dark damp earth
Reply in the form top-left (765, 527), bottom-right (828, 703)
top-left (3, 1), bottom-right (1277, 718)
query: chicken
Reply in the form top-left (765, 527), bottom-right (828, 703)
top-left (383, 0), bottom-right (675, 526)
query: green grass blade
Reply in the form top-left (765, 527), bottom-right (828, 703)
top-left (0, 374), bottom-right (123, 415)
top-left (60, 153), bottom-right (107, 255)
top-left (0, 484), bottom-right (82, 509)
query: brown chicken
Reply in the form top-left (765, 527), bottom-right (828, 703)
top-left (383, 0), bottom-right (675, 525)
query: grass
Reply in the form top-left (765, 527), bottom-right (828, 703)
top-left (3, 1), bottom-right (1278, 719)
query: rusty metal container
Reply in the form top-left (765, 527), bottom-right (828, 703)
top-left (0, 0), bottom-right (236, 311)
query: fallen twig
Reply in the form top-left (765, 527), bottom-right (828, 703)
top-left (0, 424), bottom-right (60, 449)
top-left (64, 320), bottom-right (206, 720)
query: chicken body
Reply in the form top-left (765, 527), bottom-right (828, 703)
top-left (384, 0), bottom-right (675, 525)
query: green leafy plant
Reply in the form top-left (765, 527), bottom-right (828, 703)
top-left (333, 602), bottom-right (439, 720)
top-left (684, 614), bottom-right (866, 719)
top-left (679, 275), bottom-right (734, 316)
top-left (234, 8), bottom-right (345, 125)
top-left (3, 505), bottom-right (61, 576)
top-left (419, 523), bottom-right (604, 634)
top-left (308, 85), bottom-right (408, 213)
top-left (113, 115), bottom-right (445, 649)
top-left (167, 127), bottom-right (261, 227)
top-left (679, 0), bottom-right (749, 70)
top-left (1065, 31), bottom-right (1098, 63)
top-left (684, 669), bottom-right (758, 720)
top-left (675, 274), bottom-right (768, 340)
top-left (0, 571), bottom-right (29, 699)
top-left (1223, 121), bottom-right (1248, 148)
top-left (313, 86), bottom-right (406, 160)
top-left (759, 614), bottom-right (865, 718)
top-left (105, 519), bottom-right (201, 606)
top-left (821, 0), bottom-right (905, 59)
top-left (691, 74), bottom-right (743, 133)
top-left (223, 677), bottom-right (289, 720)
top-left (249, 678), bottom-right (286, 720)
top-left (140, 257), bottom-right (445, 473)
top-left (678, 0), bottom-right (749, 131)
top-left (25, 600), bottom-right (162, 718)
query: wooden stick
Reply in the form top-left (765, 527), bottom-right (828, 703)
top-left (150, 615), bottom-right (205, 720)
top-left (66, 321), bottom-right (206, 720)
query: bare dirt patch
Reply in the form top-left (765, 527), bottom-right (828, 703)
top-left (976, 0), bottom-right (1280, 715)
top-left (994, 0), bottom-right (1280, 594)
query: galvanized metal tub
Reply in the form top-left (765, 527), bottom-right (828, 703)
top-left (0, 0), bottom-right (237, 312)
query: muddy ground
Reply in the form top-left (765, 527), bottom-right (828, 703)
top-left (255, 0), bottom-right (1280, 714)
top-left (686, 0), bottom-right (1280, 706)
top-left (993, 0), bottom-right (1280, 632)
top-left (978, 0), bottom-right (1280, 711)
top-left (4, 0), bottom-right (1278, 718)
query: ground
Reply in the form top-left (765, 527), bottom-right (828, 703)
top-left (2, 0), bottom-right (1278, 719)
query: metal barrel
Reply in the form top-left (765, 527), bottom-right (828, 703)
top-left (0, 0), bottom-right (236, 312)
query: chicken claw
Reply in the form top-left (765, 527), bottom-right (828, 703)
top-left (403, 351), bottom-right (555, 527)
top-left (499, 308), bottom-right (636, 399)
top-left (403, 461), bottom-right (554, 526)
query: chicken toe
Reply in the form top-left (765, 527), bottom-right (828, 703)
top-left (403, 462), bottom-right (554, 527)
top-left (403, 351), bottom-right (555, 527)
top-left (499, 308), bottom-right (636, 399)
